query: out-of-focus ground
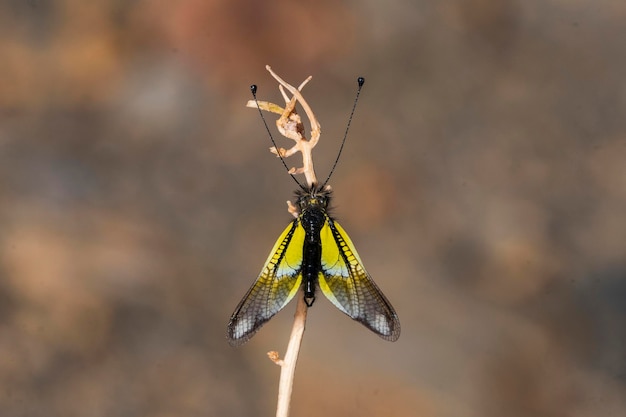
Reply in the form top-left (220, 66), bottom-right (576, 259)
top-left (1, 1), bottom-right (625, 416)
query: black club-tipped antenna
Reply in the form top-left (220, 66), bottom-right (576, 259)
top-left (321, 76), bottom-right (365, 188)
top-left (250, 84), bottom-right (303, 188)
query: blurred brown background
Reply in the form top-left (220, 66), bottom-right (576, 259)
top-left (1, 0), bottom-right (625, 416)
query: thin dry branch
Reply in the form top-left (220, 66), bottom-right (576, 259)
top-left (267, 295), bottom-right (308, 417)
top-left (246, 66), bottom-right (324, 417)
top-left (246, 65), bottom-right (321, 187)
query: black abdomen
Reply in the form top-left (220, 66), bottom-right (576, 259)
top-left (301, 207), bottom-right (326, 306)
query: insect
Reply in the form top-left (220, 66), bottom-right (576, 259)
top-left (227, 75), bottom-right (400, 346)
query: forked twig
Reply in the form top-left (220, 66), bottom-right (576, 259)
top-left (247, 66), bottom-right (322, 417)
top-left (247, 65), bottom-right (321, 188)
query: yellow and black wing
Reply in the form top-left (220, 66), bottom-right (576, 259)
top-left (227, 219), bottom-right (305, 346)
top-left (318, 216), bottom-right (401, 341)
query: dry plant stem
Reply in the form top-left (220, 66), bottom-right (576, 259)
top-left (266, 65), bottom-right (320, 142)
top-left (268, 294), bottom-right (308, 417)
top-left (246, 66), bottom-right (321, 187)
top-left (247, 67), bottom-right (322, 416)
top-left (286, 200), bottom-right (299, 218)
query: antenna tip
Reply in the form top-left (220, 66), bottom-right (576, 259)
top-left (250, 84), bottom-right (257, 95)
top-left (357, 77), bottom-right (365, 87)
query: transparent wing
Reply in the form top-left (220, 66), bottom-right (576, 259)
top-left (227, 220), bottom-right (305, 346)
top-left (318, 217), bottom-right (400, 341)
